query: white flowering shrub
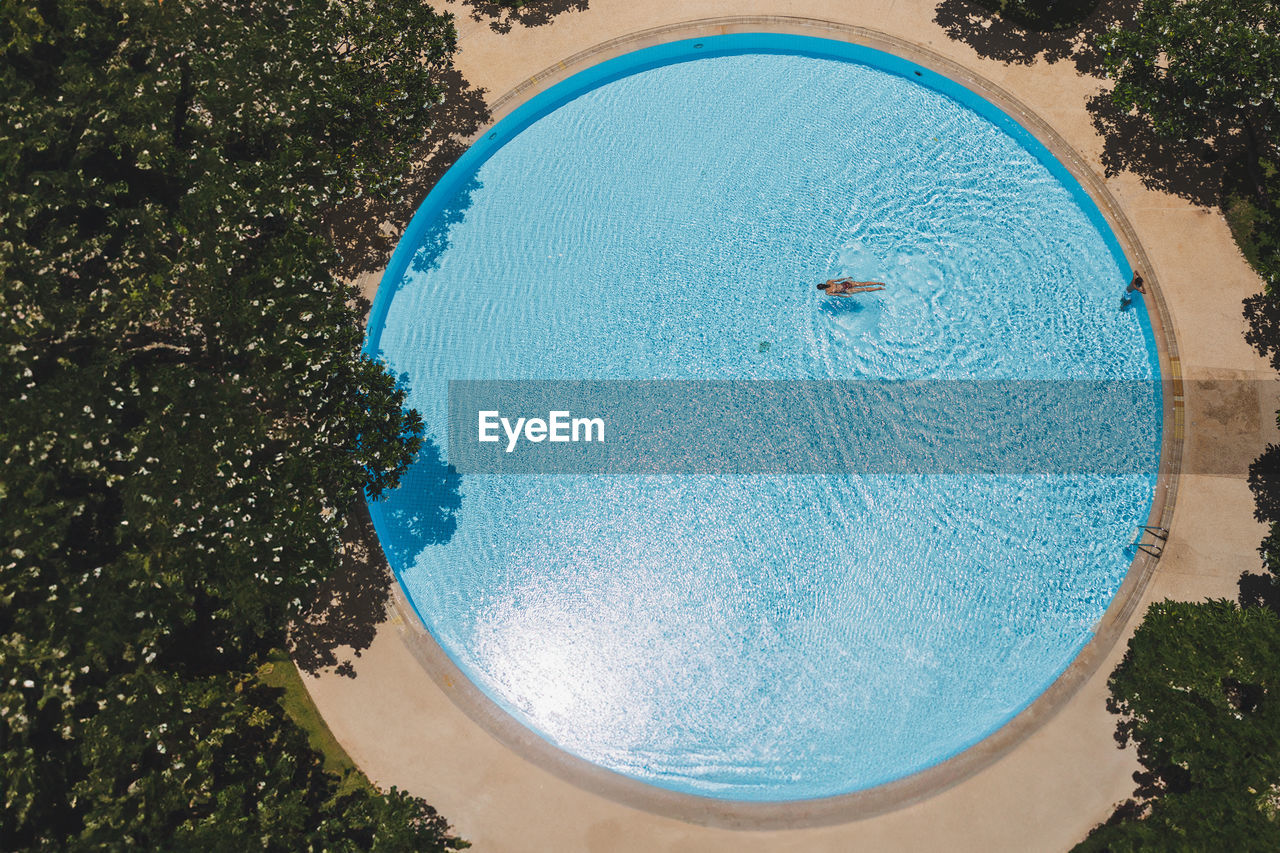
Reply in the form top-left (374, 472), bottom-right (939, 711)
top-left (0, 0), bottom-right (465, 848)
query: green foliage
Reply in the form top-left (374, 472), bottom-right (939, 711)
top-left (1227, 158), bottom-right (1280, 288)
top-left (1096, 0), bottom-right (1280, 286)
top-left (256, 650), bottom-right (368, 794)
top-left (1243, 245), bottom-right (1280, 609)
top-left (1, 0), bottom-right (465, 847)
top-left (1077, 600), bottom-right (1280, 851)
top-left (1241, 426), bottom-right (1280, 610)
top-left (1228, 196), bottom-right (1277, 283)
top-left (1082, 5), bottom-right (1280, 847)
top-left (1240, 522), bottom-right (1280, 613)
top-left (68, 670), bottom-right (459, 851)
top-left (1097, 0), bottom-right (1280, 153)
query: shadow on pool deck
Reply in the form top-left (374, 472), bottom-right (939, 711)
top-left (459, 0), bottom-right (590, 35)
top-left (931, 0), bottom-right (1134, 74)
top-left (291, 440), bottom-right (461, 678)
top-left (326, 65), bottom-right (492, 283)
top-left (289, 510), bottom-right (395, 678)
top-left (1086, 94), bottom-right (1235, 209)
top-left (299, 63), bottom-right (483, 677)
top-left (933, 0), bottom-right (1232, 210)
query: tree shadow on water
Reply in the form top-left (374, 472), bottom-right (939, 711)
top-left (290, 439), bottom-right (462, 677)
top-left (371, 438), bottom-right (463, 570)
top-left (327, 65), bottom-right (492, 281)
top-left (407, 174), bottom-right (482, 276)
top-left (460, 0), bottom-right (589, 34)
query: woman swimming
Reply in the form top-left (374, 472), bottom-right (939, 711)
top-left (818, 277), bottom-right (887, 296)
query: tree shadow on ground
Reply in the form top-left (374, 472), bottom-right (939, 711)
top-left (291, 439), bottom-right (462, 677)
top-left (1087, 93), bottom-right (1237, 208)
top-left (300, 65), bottom-right (481, 677)
top-left (933, 0), bottom-right (1234, 208)
top-left (1240, 567), bottom-right (1280, 612)
top-left (459, 0), bottom-right (589, 34)
top-left (327, 65), bottom-right (492, 281)
top-left (932, 0), bottom-right (1138, 75)
top-left (288, 509), bottom-right (390, 677)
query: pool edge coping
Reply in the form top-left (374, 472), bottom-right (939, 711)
top-left (368, 16), bottom-right (1183, 829)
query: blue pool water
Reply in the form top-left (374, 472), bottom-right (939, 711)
top-left (367, 36), bottom-right (1160, 801)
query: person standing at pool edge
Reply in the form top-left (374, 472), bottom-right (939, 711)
top-left (1121, 271), bottom-right (1145, 308)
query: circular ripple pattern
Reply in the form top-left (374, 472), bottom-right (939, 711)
top-left (369, 49), bottom-right (1159, 801)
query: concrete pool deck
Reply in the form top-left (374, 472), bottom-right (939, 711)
top-left (306, 2), bottom-right (1278, 849)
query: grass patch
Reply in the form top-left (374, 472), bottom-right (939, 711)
top-left (1224, 158), bottom-right (1280, 289)
top-left (257, 649), bottom-right (372, 797)
top-left (1227, 195), bottom-right (1268, 269)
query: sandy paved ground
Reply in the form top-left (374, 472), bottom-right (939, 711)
top-left (309, 2), bottom-right (1278, 850)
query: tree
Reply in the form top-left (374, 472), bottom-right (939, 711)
top-left (1076, 600), bottom-right (1280, 851)
top-left (1240, 295), bottom-right (1280, 609)
top-left (1, 0), bottom-right (464, 846)
top-left (67, 670), bottom-right (459, 851)
top-left (1096, 0), bottom-right (1280, 203)
top-left (1085, 8), bottom-right (1280, 847)
top-left (1240, 436), bottom-right (1280, 611)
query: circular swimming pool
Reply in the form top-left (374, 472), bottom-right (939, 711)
top-left (366, 35), bottom-right (1161, 802)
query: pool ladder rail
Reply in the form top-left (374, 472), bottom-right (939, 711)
top-left (1130, 525), bottom-right (1169, 557)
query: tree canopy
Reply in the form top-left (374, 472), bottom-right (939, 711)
top-left (1, 0), bottom-right (465, 846)
top-left (1096, 0), bottom-right (1280, 288)
top-left (1097, 0), bottom-right (1279, 159)
top-left (1097, 0), bottom-right (1279, 202)
top-left (1076, 600), bottom-right (1280, 851)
